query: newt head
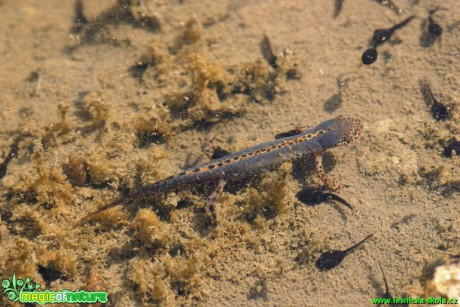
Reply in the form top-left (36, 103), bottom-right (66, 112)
top-left (336, 116), bottom-right (364, 145)
top-left (315, 116), bottom-right (363, 148)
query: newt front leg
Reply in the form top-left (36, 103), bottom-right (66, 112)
top-left (314, 154), bottom-right (340, 191)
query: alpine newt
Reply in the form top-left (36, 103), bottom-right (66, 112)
top-left (79, 116), bottom-right (363, 225)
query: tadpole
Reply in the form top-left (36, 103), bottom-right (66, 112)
top-left (316, 233), bottom-right (373, 271)
top-left (0, 137), bottom-right (20, 180)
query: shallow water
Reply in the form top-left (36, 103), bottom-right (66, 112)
top-left (0, 0), bottom-right (458, 305)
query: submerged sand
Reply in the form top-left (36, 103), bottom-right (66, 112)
top-left (0, 0), bottom-right (459, 306)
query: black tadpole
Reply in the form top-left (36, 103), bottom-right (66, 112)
top-left (419, 80), bottom-right (451, 121)
top-left (0, 138), bottom-right (20, 180)
top-left (316, 234), bottom-right (373, 271)
top-left (275, 129), bottom-right (304, 140)
top-left (362, 15), bottom-right (415, 65)
top-left (427, 8), bottom-right (443, 38)
top-left (296, 187), bottom-right (353, 210)
top-left (378, 262), bottom-right (408, 306)
top-left (333, 0), bottom-right (345, 19)
top-left (378, 262), bottom-right (392, 299)
top-left (431, 102), bottom-right (450, 121)
top-left (210, 146), bottom-right (230, 160)
top-left (428, 17), bottom-right (443, 37)
top-left (443, 139), bottom-right (460, 158)
top-left (372, 15), bottom-right (415, 47)
top-left (260, 35), bottom-right (278, 69)
top-left (429, 17), bottom-right (443, 36)
top-left (71, 0), bottom-right (88, 34)
top-left (362, 48), bottom-right (378, 65)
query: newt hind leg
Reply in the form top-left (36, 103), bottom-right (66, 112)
top-left (205, 178), bottom-right (227, 227)
top-left (314, 154), bottom-right (340, 191)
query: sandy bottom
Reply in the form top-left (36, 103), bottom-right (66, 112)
top-left (0, 0), bottom-right (459, 306)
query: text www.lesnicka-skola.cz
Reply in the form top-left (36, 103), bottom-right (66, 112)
top-left (371, 296), bottom-right (458, 305)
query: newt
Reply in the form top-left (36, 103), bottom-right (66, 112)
top-left (79, 116), bottom-right (363, 225)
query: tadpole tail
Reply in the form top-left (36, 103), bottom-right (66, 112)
top-left (344, 233), bottom-right (374, 254)
top-left (378, 262), bottom-right (390, 295)
top-left (419, 80), bottom-right (436, 107)
top-left (392, 15), bottom-right (415, 31)
top-left (329, 193), bottom-right (354, 210)
top-left (333, 0), bottom-right (345, 19)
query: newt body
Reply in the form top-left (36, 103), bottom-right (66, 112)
top-left (80, 116), bottom-right (363, 224)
